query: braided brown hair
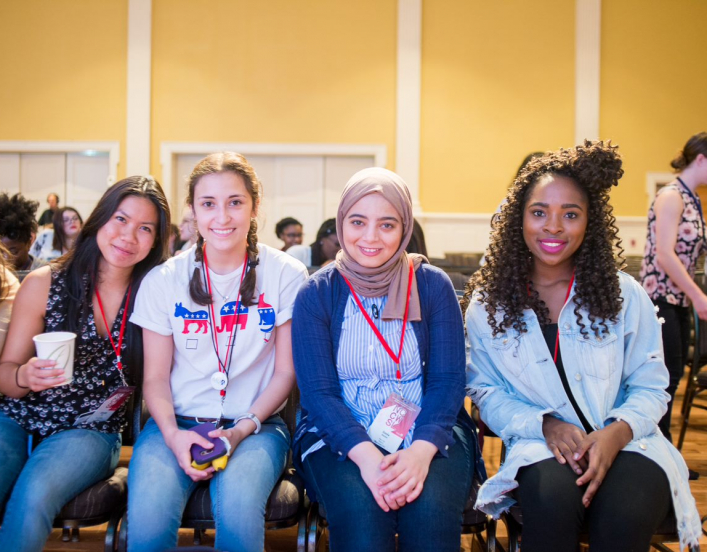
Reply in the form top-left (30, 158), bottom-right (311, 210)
top-left (186, 152), bottom-right (262, 307)
top-left (461, 140), bottom-right (625, 338)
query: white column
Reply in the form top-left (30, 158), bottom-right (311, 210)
top-left (575, 0), bottom-right (601, 144)
top-left (126, 0), bottom-right (152, 176)
top-left (396, 0), bottom-right (422, 212)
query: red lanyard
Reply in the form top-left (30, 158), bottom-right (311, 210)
top-left (202, 247), bottom-right (248, 396)
top-left (95, 285), bottom-right (132, 376)
top-left (342, 259), bottom-right (414, 383)
top-left (553, 271), bottom-right (575, 365)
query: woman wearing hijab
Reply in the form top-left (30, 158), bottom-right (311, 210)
top-left (292, 168), bottom-right (482, 552)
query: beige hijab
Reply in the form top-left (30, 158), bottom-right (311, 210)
top-left (334, 167), bottom-right (427, 321)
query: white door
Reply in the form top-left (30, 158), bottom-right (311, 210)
top-left (19, 153), bottom-right (66, 213)
top-left (66, 152), bottom-right (111, 221)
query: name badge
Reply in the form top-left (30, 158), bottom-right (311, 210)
top-left (367, 392), bottom-right (421, 454)
top-left (73, 386), bottom-right (135, 426)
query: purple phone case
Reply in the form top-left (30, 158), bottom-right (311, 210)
top-left (190, 423), bottom-right (227, 464)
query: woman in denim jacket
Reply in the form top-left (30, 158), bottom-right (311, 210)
top-left (464, 141), bottom-right (700, 551)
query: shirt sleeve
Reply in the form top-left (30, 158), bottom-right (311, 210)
top-left (605, 276), bottom-right (670, 439)
top-left (293, 275), bottom-right (371, 458)
top-left (275, 257), bottom-right (308, 327)
top-left (130, 266), bottom-right (173, 336)
top-left (411, 269), bottom-right (466, 455)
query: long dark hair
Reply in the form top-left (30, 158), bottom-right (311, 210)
top-left (52, 207), bottom-right (83, 253)
top-left (310, 218), bottom-right (337, 266)
top-left (53, 176), bottom-right (170, 385)
top-left (462, 140), bottom-right (625, 338)
top-left (671, 132), bottom-right (707, 172)
top-left (186, 152), bottom-right (262, 307)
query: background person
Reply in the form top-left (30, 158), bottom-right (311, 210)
top-left (287, 218), bottom-right (340, 268)
top-left (0, 193), bottom-right (46, 274)
top-left (37, 193), bottom-right (59, 227)
top-left (640, 131), bottom-right (707, 444)
top-left (30, 207), bottom-right (84, 262)
top-left (275, 216), bottom-right (303, 251)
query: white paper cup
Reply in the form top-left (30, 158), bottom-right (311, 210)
top-left (32, 331), bottom-right (76, 385)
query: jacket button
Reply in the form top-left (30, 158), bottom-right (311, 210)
top-left (639, 443), bottom-right (647, 450)
top-left (445, 445), bottom-right (449, 450)
top-left (564, 323), bottom-right (571, 330)
top-left (338, 451), bottom-right (343, 456)
top-left (575, 373), bottom-right (582, 381)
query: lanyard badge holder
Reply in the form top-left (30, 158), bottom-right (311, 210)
top-left (342, 259), bottom-right (421, 454)
top-left (190, 248), bottom-right (248, 472)
top-left (74, 285), bottom-right (135, 427)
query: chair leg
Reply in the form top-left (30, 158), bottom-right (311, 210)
top-left (678, 383), bottom-right (697, 451)
top-left (62, 527), bottom-right (71, 542)
top-left (296, 505), bottom-right (309, 552)
top-left (104, 506), bottom-right (125, 552)
top-left (306, 504), bottom-right (319, 552)
top-left (485, 516), bottom-right (497, 552)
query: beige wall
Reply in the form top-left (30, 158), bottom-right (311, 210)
top-left (151, 0), bottom-right (397, 182)
top-left (0, 0), bottom-right (128, 171)
top-left (1, 1), bottom-right (706, 219)
top-left (420, 0), bottom-right (575, 213)
top-left (600, 0), bottom-right (707, 215)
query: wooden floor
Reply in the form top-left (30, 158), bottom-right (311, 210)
top-left (42, 376), bottom-right (707, 551)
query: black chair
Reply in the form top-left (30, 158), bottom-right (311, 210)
top-left (503, 497), bottom-right (700, 552)
top-left (49, 389), bottom-right (142, 552)
top-left (117, 387), bottom-right (309, 552)
top-left (678, 308), bottom-right (707, 450)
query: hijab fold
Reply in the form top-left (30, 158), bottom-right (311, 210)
top-left (334, 168), bottom-right (427, 321)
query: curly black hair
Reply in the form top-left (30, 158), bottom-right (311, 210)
top-left (461, 140), bottom-right (625, 338)
top-left (275, 216), bottom-right (302, 238)
top-left (0, 193), bottom-right (39, 244)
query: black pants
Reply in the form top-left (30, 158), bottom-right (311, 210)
top-left (515, 452), bottom-right (671, 552)
top-left (654, 300), bottom-right (691, 442)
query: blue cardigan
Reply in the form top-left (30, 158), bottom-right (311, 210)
top-left (292, 262), bottom-right (481, 472)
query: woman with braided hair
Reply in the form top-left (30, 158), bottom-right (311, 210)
top-left (465, 141), bottom-right (700, 551)
top-left (127, 152), bottom-right (307, 551)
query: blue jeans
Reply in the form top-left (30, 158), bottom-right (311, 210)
top-left (301, 423), bottom-right (474, 552)
top-left (127, 415), bottom-right (290, 552)
top-left (0, 412), bottom-right (121, 552)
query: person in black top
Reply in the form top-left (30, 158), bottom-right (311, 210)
top-left (37, 193), bottom-right (59, 227)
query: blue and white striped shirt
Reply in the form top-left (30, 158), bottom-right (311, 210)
top-left (302, 293), bottom-right (422, 459)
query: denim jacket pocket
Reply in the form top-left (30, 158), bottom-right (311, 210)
top-left (488, 332), bottom-right (529, 378)
top-left (575, 331), bottom-right (619, 380)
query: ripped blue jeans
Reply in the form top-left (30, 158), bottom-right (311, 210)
top-left (0, 412), bottom-right (121, 552)
top-left (127, 414), bottom-right (289, 552)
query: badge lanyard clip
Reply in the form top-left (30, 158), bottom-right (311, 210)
top-left (342, 259), bottom-right (413, 398)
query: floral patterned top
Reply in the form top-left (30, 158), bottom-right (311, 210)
top-left (640, 181), bottom-right (706, 307)
top-left (0, 269), bottom-right (132, 437)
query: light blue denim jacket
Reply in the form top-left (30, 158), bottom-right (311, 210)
top-left (466, 272), bottom-right (701, 550)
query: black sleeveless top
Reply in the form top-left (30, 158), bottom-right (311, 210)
top-left (0, 269), bottom-right (131, 437)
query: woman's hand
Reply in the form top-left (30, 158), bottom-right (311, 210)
top-left (542, 415), bottom-right (588, 474)
top-left (208, 422), bottom-right (251, 455)
top-left (16, 359), bottom-right (67, 392)
top-left (164, 427), bottom-right (216, 482)
top-left (348, 441), bottom-right (400, 512)
top-left (377, 440), bottom-right (437, 505)
top-left (692, 293), bottom-right (707, 321)
top-left (573, 421), bottom-right (633, 507)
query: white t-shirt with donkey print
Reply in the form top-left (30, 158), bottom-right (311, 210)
top-left (131, 243), bottom-right (308, 418)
